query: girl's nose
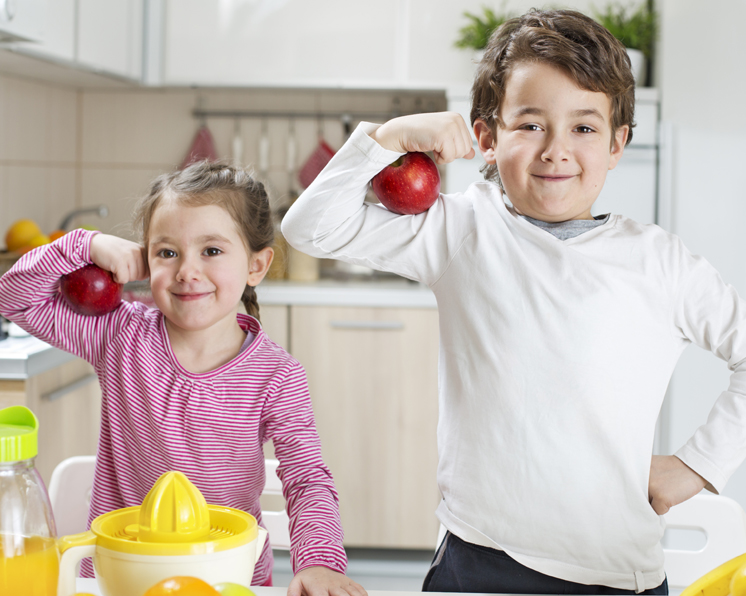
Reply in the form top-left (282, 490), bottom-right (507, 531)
top-left (541, 131), bottom-right (570, 163)
top-left (176, 255), bottom-right (202, 282)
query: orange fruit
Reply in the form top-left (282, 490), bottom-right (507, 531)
top-left (17, 234), bottom-right (51, 254)
top-left (5, 219), bottom-right (42, 252)
top-left (144, 576), bottom-right (221, 596)
top-left (49, 230), bottom-right (66, 241)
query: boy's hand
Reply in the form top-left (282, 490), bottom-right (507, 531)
top-left (89, 233), bottom-right (148, 284)
top-left (288, 566), bottom-right (367, 596)
top-left (370, 112), bottom-right (476, 164)
top-left (648, 455), bottom-right (708, 515)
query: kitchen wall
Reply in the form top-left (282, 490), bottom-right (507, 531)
top-left (0, 73), bottom-right (78, 236)
top-left (75, 87), bottom-right (445, 239)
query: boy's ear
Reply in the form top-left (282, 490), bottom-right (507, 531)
top-left (608, 125), bottom-right (630, 171)
top-left (474, 119), bottom-right (497, 164)
top-left (247, 246), bottom-right (274, 286)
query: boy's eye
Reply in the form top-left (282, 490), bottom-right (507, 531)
top-left (575, 125), bottom-right (595, 134)
top-left (203, 247), bottom-right (222, 257)
top-left (157, 249), bottom-right (176, 258)
top-left (520, 123), bottom-right (543, 131)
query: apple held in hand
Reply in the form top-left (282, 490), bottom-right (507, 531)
top-left (371, 151), bottom-right (441, 215)
top-left (60, 264), bottom-right (123, 316)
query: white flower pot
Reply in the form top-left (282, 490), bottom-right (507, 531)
top-left (626, 48), bottom-right (647, 85)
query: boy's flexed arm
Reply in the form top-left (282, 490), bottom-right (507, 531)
top-left (281, 112), bottom-right (475, 284)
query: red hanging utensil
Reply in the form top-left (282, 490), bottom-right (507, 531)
top-left (298, 139), bottom-right (335, 189)
top-left (180, 124), bottom-right (218, 169)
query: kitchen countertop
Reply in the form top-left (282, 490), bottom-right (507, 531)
top-left (256, 280), bottom-right (437, 309)
top-left (75, 579), bottom-right (485, 596)
top-left (0, 334), bottom-right (75, 380)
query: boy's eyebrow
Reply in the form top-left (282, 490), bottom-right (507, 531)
top-left (510, 107), bottom-right (607, 120)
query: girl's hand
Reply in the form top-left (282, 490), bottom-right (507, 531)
top-left (89, 233), bottom-right (148, 284)
top-left (288, 566), bottom-right (367, 596)
top-left (648, 455), bottom-right (708, 515)
top-left (370, 112), bottom-right (476, 164)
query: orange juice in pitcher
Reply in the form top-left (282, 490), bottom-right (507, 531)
top-left (0, 407), bottom-right (60, 595)
top-left (1, 536), bottom-right (60, 595)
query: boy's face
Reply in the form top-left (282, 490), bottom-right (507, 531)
top-left (474, 62), bottom-right (629, 222)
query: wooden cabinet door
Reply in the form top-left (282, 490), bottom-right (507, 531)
top-left (259, 304), bottom-right (289, 352)
top-left (291, 305), bottom-right (440, 549)
top-left (24, 359), bottom-right (102, 486)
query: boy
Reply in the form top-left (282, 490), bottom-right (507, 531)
top-left (282, 9), bottom-right (746, 595)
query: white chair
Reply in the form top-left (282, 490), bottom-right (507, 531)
top-left (48, 456), bottom-right (291, 550)
top-left (48, 455), bottom-right (96, 537)
top-left (663, 493), bottom-right (746, 592)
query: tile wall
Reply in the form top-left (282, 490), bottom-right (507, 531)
top-left (0, 72), bottom-right (447, 243)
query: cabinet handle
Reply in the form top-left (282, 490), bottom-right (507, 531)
top-left (330, 320), bottom-right (404, 330)
top-left (43, 374), bottom-right (97, 402)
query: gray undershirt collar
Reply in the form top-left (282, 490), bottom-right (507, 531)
top-left (519, 213), bottom-right (610, 240)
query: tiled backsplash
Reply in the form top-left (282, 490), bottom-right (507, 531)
top-left (0, 73), bottom-right (447, 242)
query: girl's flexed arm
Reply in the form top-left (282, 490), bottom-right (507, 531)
top-left (0, 229), bottom-right (148, 366)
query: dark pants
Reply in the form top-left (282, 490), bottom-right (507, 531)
top-left (423, 532), bottom-right (669, 595)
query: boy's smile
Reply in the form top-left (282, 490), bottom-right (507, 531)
top-left (475, 62), bottom-right (629, 222)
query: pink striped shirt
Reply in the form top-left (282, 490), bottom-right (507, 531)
top-left (0, 229), bottom-right (347, 584)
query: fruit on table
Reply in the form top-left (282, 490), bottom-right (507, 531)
top-left (371, 151), bottom-right (441, 215)
top-left (49, 230), bottom-right (66, 242)
top-left (60, 264), bottom-right (123, 316)
top-left (679, 552), bottom-right (746, 596)
top-left (144, 576), bottom-right (220, 595)
top-left (17, 233), bottom-right (51, 254)
top-left (5, 219), bottom-right (42, 251)
top-left (213, 582), bottom-right (256, 596)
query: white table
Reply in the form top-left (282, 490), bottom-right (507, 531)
top-left (75, 579), bottom-right (469, 596)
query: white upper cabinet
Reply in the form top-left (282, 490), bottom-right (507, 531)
top-left (77, 0), bottom-right (143, 80)
top-left (163, 0), bottom-right (483, 88)
top-left (0, 0), bottom-right (45, 43)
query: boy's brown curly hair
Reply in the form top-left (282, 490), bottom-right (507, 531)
top-left (470, 9), bottom-right (636, 186)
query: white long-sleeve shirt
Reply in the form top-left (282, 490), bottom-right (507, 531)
top-left (282, 123), bottom-right (746, 592)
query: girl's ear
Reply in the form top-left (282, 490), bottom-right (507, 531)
top-left (247, 246), bottom-right (274, 286)
top-left (474, 119), bottom-right (497, 164)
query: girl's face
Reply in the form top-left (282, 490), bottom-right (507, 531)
top-left (147, 200), bottom-right (255, 335)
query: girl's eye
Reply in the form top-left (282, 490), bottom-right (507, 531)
top-left (204, 247), bottom-right (222, 257)
top-left (157, 249), bottom-right (176, 258)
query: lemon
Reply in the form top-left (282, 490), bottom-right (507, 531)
top-left (18, 234), bottom-right (51, 255)
top-left (5, 219), bottom-right (42, 252)
top-left (731, 563), bottom-right (746, 596)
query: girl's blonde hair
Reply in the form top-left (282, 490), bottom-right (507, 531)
top-left (134, 160), bottom-right (274, 321)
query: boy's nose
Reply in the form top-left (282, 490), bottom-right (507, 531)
top-left (541, 132), bottom-right (570, 163)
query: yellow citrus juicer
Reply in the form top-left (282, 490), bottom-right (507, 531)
top-left (56, 471), bottom-right (267, 596)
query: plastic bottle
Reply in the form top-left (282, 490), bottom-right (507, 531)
top-left (0, 406), bottom-right (59, 596)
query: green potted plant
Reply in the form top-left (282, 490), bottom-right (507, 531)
top-left (454, 4), bottom-right (512, 59)
top-left (593, 1), bottom-right (658, 85)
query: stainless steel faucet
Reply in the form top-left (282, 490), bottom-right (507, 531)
top-left (58, 205), bottom-right (109, 231)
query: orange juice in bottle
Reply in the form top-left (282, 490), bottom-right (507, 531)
top-left (0, 407), bottom-right (59, 595)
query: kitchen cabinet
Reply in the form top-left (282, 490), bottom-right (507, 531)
top-left (288, 304), bottom-right (440, 549)
top-left (0, 0), bottom-right (44, 42)
top-left (0, 358), bottom-right (101, 486)
top-left (259, 304), bottom-right (289, 352)
top-left (7, 0), bottom-right (143, 81)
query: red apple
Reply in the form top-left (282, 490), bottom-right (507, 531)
top-left (371, 152), bottom-right (441, 215)
top-left (60, 264), bottom-right (123, 316)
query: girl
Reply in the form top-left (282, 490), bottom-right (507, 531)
top-left (0, 161), bottom-right (366, 596)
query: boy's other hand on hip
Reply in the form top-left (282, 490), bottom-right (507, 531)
top-left (648, 455), bottom-right (708, 515)
top-left (370, 112), bottom-right (476, 164)
top-left (90, 233), bottom-right (149, 284)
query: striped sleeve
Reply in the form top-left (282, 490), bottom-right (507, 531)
top-left (263, 360), bottom-right (347, 574)
top-left (0, 228), bottom-right (135, 368)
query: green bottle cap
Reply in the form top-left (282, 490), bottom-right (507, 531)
top-left (0, 406), bottom-right (38, 462)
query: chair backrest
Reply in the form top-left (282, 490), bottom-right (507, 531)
top-left (663, 493), bottom-right (746, 590)
top-left (48, 455), bottom-right (96, 537)
top-left (262, 458), bottom-right (291, 550)
top-left (48, 456), bottom-right (291, 550)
